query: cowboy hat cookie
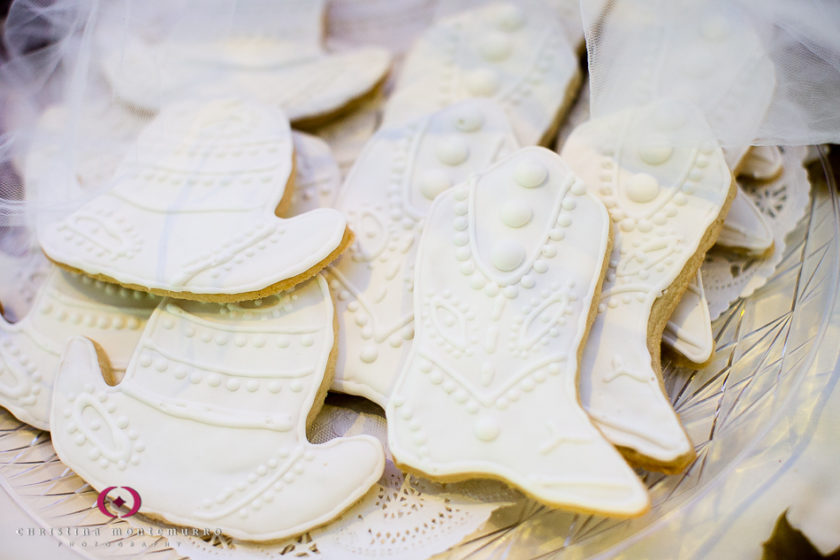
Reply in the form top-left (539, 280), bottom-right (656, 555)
top-left (99, 1), bottom-right (391, 127)
top-left (383, 1), bottom-right (581, 146)
top-left (50, 274), bottom-right (385, 541)
top-left (561, 100), bottom-right (736, 473)
top-left (0, 268), bottom-right (158, 430)
top-left (39, 98), bottom-right (352, 302)
top-left (328, 100), bottom-right (519, 406)
top-left (387, 147), bottom-right (650, 516)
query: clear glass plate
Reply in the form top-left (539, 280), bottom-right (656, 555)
top-left (0, 152), bottom-right (837, 560)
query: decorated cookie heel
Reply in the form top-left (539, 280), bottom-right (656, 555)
top-left (387, 147), bottom-right (649, 516)
top-left (329, 99), bottom-right (519, 406)
top-left (0, 268), bottom-right (157, 430)
top-left (39, 98), bottom-right (351, 302)
top-left (663, 272), bottom-right (714, 365)
top-left (562, 100), bottom-right (736, 472)
top-left (50, 275), bottom-right (385, 541)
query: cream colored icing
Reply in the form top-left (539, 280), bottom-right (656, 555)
top-left (716, 186), bottom-right (774, 254)
top-left (49, 274), bottom-right (385, 541)
top-left (328, 100), bottom-right (519, 406)
top-left (561, 100), bottom-right (733, 466)
top-left (99, 0), bottom-right (390, 122)
top-left (39, 98), bottom-right (348, 299)
top-left (662, 272), bottom-right (714, 364)
top-left (738, 145), bottom-right (784, 181)
top-left (0, 268), bottom-right (159, 430)
top-left (383, 1), bottom-right (580, 146)
top-left (386, 146), bottom-right (649, 515)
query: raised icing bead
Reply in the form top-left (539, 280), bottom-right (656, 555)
top-left (436, 136), bottom-right (470, 166)
top-left (500, 200), bottom-right (533, 228)
top-left (473, 415), bottom-right (501, 441)
top-left (514, 159), bottom-right (548, 188)
top-left (626, 173), bottom-right (660, 203)
top-left (464, 68), bottom-right (501, 97)
top-left (638, 135), bottom-right (673, 165)
top-left (479, 33), bottom-right (513, 61)
top-left (491, 240), bottom-right (525, 271)
top-left (418, 169), bottom-right (452, 200)
top-left (360, 346), bottom-right (378, 363)
top-left (494, 3), bottom-right (525, 31)
top-left (453, 106), bottom-right (485, 132)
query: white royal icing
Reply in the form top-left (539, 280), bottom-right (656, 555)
top-left (50, 275), bottom-right (385, 541)
top-left (284, 132), bottom-right (342, 216)
top-left (39, 98), bottom-right (349, 300)
top-left (561, 100), bottom-right (734, 468)
top-left (716, 186), bottom-right (774, 254)
top-left (662, 272), bottom-right (714, 364)
top-left (383, 1), bottom-right (580, 146)
top-left (100, 0), bottom-right (391, 123)
top-left (328, 100), bottom-right (519, 406)
top-left (738, 145), bottom-right (784, 181)
top-left (594, 0), bottom-right (775, 171)
top-left (386, 147), bottom-right (649, 515)
top-left (0, 267), bottom-right (159, 430)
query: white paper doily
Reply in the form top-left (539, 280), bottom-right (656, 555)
top-left (702, 146), bottom-right (812, 319)
top-left (126, 397), bottom-right (515, 560)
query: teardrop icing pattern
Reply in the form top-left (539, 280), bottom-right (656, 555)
top-left (328, 100), bottom-right (518, 406)
top-left (387, 147), bottom-right (650, 517)
top-left (383, 2), bottom-right (580, 146)
top-left (561, 100), bottom-right (734, 471)
top-left (0, 267), bottom-right (158, 430)
top-left (50, 275), bottom-right (385, 541)
top-left (39, 98), bottom-right (349, 300)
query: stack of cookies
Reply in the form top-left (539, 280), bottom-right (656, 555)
top-left (0, 0), bottom-right (801, 541)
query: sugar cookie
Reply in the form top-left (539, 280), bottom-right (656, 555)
top-left (561, 100), bottom-right (736, 473)
top-left (100, 0), bottom-right (391, 126)
top-left (738, 145), bottom-right (784, 182)
top-left (0, 268), bottom-right (158, 430)
top-left (716, 186), bottom-right (774, 255)
top-left (662, 272), bottom-right (714, 365)
top-left (284, 132), bottom-right (342, 216)
top-left (39, 98), bottom-right (352, 302)
top-left (387, 146), bottom-right (649, 517)
top-left (383, 1), bottom-right (581, 146)
top-left (328, 100), bottom-right (519, 406)
top-left (50, 275), bottom-right (385, 541)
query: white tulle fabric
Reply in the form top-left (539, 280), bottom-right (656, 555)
top-left (582, 0), bottom-right (840, 148)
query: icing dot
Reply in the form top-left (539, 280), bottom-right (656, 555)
top-left (627, 173), bottom-right (660, 203)
top-left (465, 68), bottom-right (500, 97)
top-left (473, 415), bottom-right (501, 441)
top-left (514, 159), bottom-right (548, 188)
top-left (208, 374), bottom-right (221, 387)
top-left (360, 346), bottom-right (378, 363)
top-left (246, 380), bottom-right (259, 392)
top-left (226, 379), bottom-right (241, 391)
top-left (419, 169), bottom-right (452, 200)
top-left (479, 32), bottom-right (513, 61)
top-left (495, 3), bottom-right (525, 31)
top-left (454, 106), bottom-right (484, 132)
top-left (491, 240), bottom-right (525, 271)
top-left (500, 200), bottom-right (533, 228)
top-left (638, 135), bottom-right (673, 165)
top-left (268, 382), bottom-right (282, 393)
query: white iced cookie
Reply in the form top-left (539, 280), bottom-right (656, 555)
top-left (285, 132), bottom-right (342, 216)
top-left (50, 275), bottom-right (385, 541)
top-left (39, 98), bottom-right (351, 302)
top-left (561, 101), bottom-right (735, 472)
top-left (387, 147), bottom-right (650, 516)
top-left (383, 1), bottom-right (581, 146)
top-left (328, 100), bottom-right (519, 406)
top-left (100, 1), bottom-right (390, 126)
top-left (716, 186), bottom-right (774, 255)
top-left (738, 145), bottom-right (784, 181)
top-left (0, 268), bottom-right (158, 430)
top-left (662, 272), bottom-right (714, 364)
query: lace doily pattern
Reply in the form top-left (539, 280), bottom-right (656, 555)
top-left (702, 146), bottom-right (811, 319)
